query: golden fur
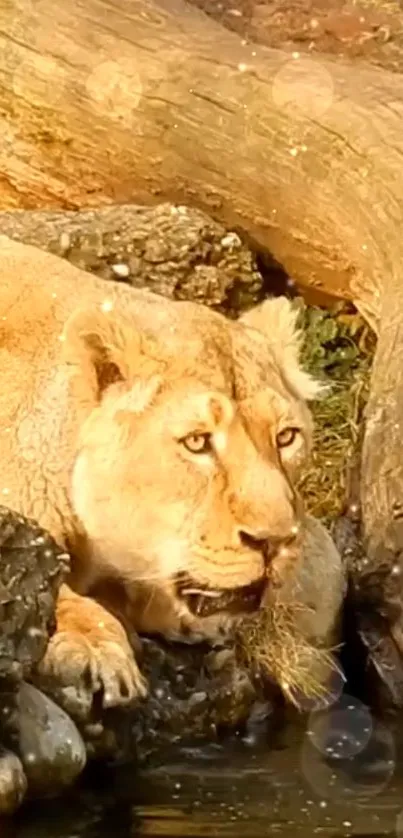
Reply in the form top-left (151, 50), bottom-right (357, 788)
top-left (0, 235), bottom-right (321, 713)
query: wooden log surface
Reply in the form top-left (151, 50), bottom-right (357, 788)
top-left (0, 0), bottom-right (402, 308)
top-left (346, 268), bottom-right (403, 709)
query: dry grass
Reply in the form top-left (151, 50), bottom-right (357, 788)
top-left (355, 0), bottom-right (401, 12)
top-left (299, 373), bottom-right (370, 522)
top-left (238, 598), bottom-right (342, 709)
top-left (297, 301), bottom-right (374, 524)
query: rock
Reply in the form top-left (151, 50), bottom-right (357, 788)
top-left (13, 683), bottom-right (86, 796)
top-left (0, 506), bottom-right (84, 804)
top-left (0, 204), bottom-right (265, 316)
top-left (278, 514), bottom-right (346, 647)
top-left (0, 505), bottom-right (69, 682)
top-left (335, 512), bottom-right (403, 712)
top-left (0, 749), bottom-right (27, 815)
top-left (134, 639), bottom-right (259, 751)
top-left (75, 638), bottom-right (265, 764)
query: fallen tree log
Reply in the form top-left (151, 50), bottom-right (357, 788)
top-left (344, 269), bottom-right (403, 710)
top-left (0, 0), bottom-right (402, 307)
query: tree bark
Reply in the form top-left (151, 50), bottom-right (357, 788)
top-left (1, 0), bottom-right (402, 305)
top-left (361, 289), bottom-right (403, 560)
top-left (345, 271), bottom-right (403, 709)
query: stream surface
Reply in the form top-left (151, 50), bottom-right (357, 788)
top-left (5, 696), bottom-right (403, 838)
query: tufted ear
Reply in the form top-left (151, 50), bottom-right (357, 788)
top-left (61, 302), bottom-right (142, 402)
top-left (239, 297), bottom-right (324, 401)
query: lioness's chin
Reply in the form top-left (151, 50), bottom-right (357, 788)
top-left (175, 575), bottom-right (267, 618)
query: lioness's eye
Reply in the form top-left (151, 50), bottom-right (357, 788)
top-left (276, 427), bottom-right (300, 449)
top-left (181, 433), bottom-right (212, 454)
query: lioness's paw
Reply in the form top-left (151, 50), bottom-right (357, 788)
top-left (39, 632), bottom-right (146, 719)
top-left (37, 593), bottom-right (147, 721)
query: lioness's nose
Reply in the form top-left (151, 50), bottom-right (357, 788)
top-left (239, 527), bottom-right (297, 564)
top-left (240, 527), bottom-right (272, 547)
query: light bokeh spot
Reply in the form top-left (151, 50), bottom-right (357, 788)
top-left (86, 59), bottom-right (143, 123)
top-left (272, 57), bottom-right (334, 120)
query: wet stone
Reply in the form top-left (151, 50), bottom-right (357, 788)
top-left (14, 683), bottom-right (86, 796)
top-left (0, 506), bottom-right (78, 804)
top-left (83, 638), bottom-right (265, 765)
top-left (0, 749), bottom-right (27, 815)
top-left (0, 505), bottom-right (69, 682)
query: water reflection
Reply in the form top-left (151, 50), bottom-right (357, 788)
top-left (6, 718), bottom-right (403, 838)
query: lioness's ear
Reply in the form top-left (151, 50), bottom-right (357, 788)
top-left (239, 297), bottom-right (324, 401)
top-left (62, 303), bottom-right (141, 400)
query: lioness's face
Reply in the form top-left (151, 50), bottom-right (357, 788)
top-left (66, 296), bottom-right (319, 618)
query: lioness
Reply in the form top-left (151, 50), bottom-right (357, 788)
top-left (0, 235), bottom-right (322, 715)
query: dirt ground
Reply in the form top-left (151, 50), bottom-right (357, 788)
top-left (188, 0), bottom-right (403, 73)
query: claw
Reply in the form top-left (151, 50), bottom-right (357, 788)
top-left (38, 629), bottom-right (147, 721)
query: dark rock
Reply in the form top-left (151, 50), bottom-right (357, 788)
top-left (0, 506), bottom-right (78, 805)
top-left (13, 683), bottom-right (86, 796)
top-left (0, 204), bottom-right (264, 316)
top-left (135, 639), bottom-right (258, 747)
top-left (0, 749), bottom-right (27, 815)
top-left (75, 640), bottom-right (265, 764)
top-left (332, 509), bottom-right (403, 713)
top-left (0, 505), bottom-right (69, 682)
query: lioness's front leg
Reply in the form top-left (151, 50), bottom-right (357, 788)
top-left (37, 584), bottom-right (146, 720)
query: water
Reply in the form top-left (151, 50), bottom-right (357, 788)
top-left (6, 713), bottom-right (403, 838)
